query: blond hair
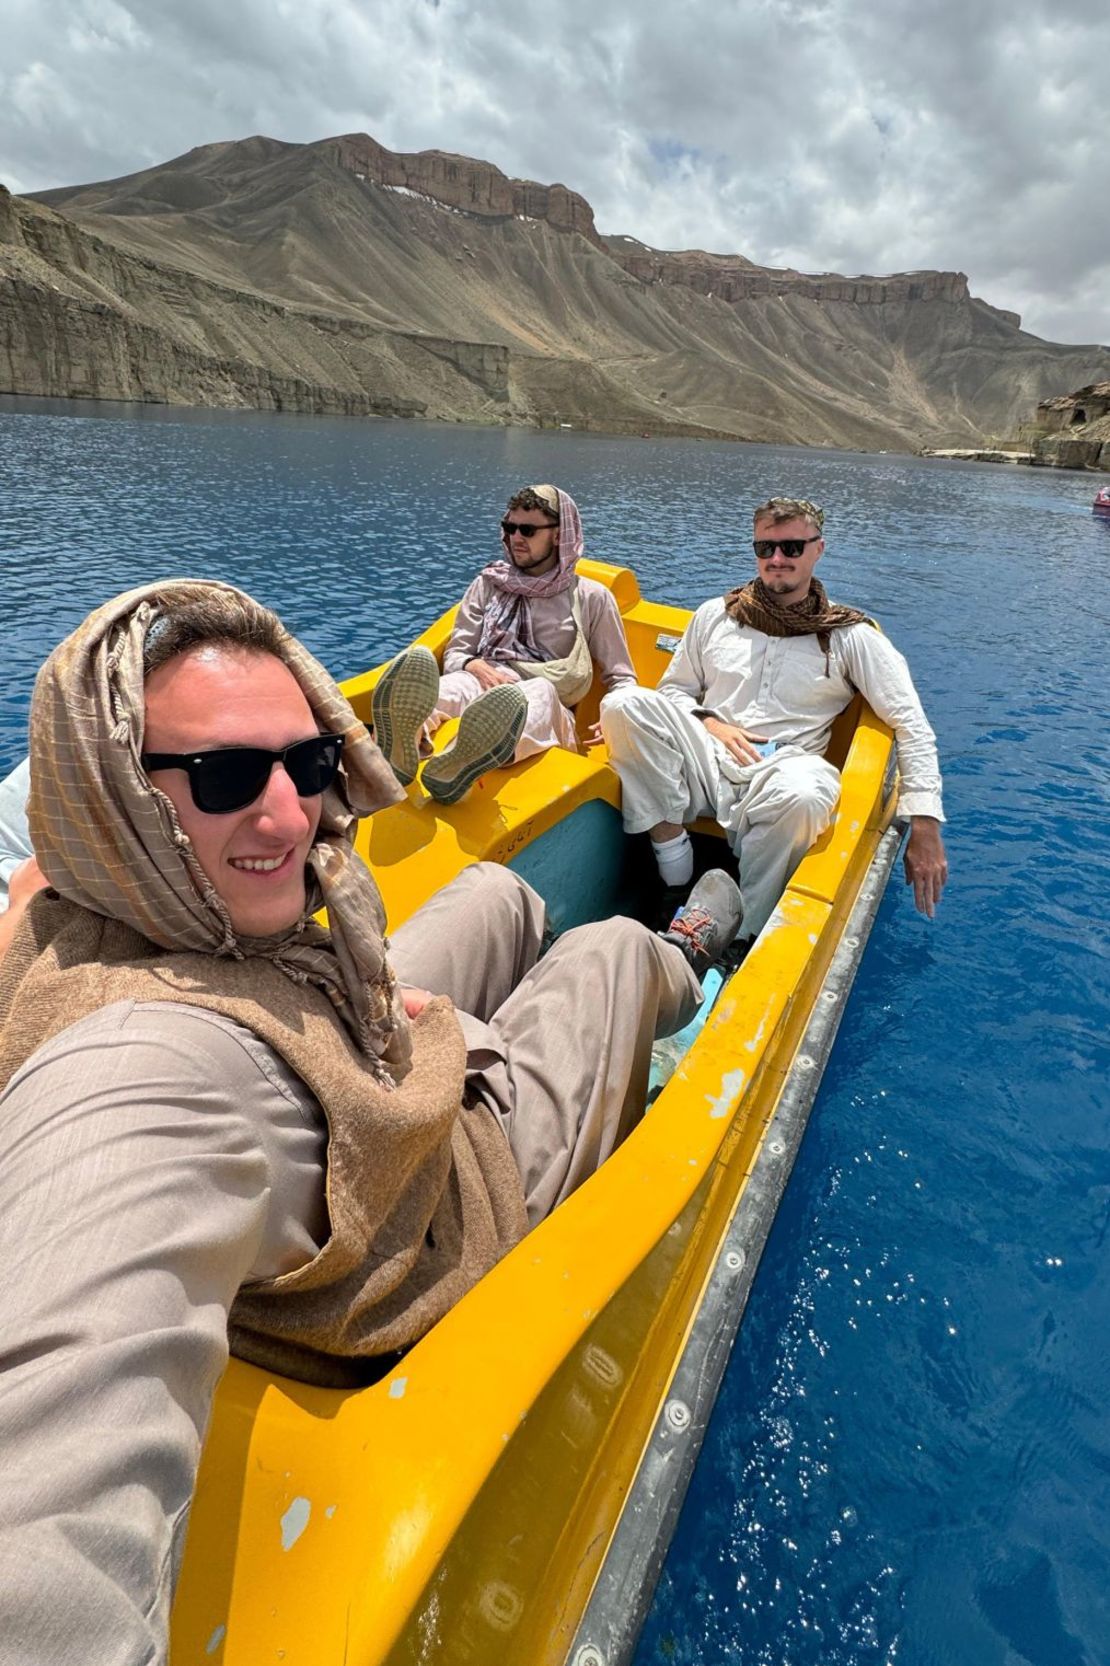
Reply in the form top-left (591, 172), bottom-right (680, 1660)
top-left (752, 496), bottom-right (825, 532)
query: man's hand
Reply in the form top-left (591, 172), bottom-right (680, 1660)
top-left (0, 856), bottom-right (48, 963)
top-left (8, 855), bottom-right (48, 911)
top-left (419, 710), bottom-right (447, 757)
top-left (903, 817), bottom-right (948, 919)
top-left (466, 658), bottom-right (517, 690)
top-left (401, 985), bottom-right (434, 1019)
top-left (701, 715), bottom-right (768, 767)
top-left (585, 719), bottom-right (604, 746)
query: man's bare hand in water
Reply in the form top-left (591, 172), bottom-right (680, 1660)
top-left (903, 817), bottom-right (948, 918)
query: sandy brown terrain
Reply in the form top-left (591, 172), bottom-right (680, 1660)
top-left (3, 133), bottom-right (1107, 452)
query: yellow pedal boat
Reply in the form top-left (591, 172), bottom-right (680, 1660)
top-left (172, 561), bottom-right (902, 1666)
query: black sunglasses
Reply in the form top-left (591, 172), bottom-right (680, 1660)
top-left (141, 733), bottom-right (344, 815)
top-left (753, 536), bottom-right (821, 560)
top-left (501, 519), bottom-right (558, 539)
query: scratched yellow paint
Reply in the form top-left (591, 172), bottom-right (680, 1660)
top-left (172, 563), bottom-right (896, 1666)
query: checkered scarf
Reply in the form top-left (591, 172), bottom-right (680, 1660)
top-left (474, 486), bottom-right (584, 662)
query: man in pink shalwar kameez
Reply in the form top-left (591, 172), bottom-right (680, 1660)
top-left (373, 484), bottom-right (637, 804)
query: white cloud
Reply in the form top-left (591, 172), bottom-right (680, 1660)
top-left (0, 0), bottom-right (1106, 344)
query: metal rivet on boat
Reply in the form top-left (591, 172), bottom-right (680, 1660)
top-left (574, 1646), bottom-right (606, 1666)
top-left (665, 1399), bottom-right (691, 1432)
top-left (844, 935), bottom-right (860, 949)
top-left (796, 1054), bottom-right (817, 1071)
top-left (768, 1139), bottom-right (785, 1156)
top-left (725, 1250), bottom-right (744, 1271)
top-left (821, 988), bottom-right (839, 1004)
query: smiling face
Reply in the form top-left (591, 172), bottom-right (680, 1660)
top-left (752, 512), bottom-right (825, 603)
top-left (143, 646), bottom-right (322, 938)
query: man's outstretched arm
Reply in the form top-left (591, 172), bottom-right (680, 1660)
top-left (841, 627), bottom-right (948, 917)
top-left (0, 1007), bottom-right (274, 1665)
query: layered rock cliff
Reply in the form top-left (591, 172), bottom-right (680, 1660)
top-left (7, 134), bottom-right (1110, 452)
top-left (330, 135), bottom-right (602, 246)
top-left (604, 238), bottom-right (971, 307)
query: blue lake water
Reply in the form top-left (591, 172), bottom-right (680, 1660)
top-left (1, 397), bottom-right (1107, 1665)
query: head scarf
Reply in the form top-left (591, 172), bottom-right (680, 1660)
top-left (27, 578), bottom-right (412, 1082)
top-left (475, 485), bottom-right (584, 663)
top-left (723, 577), bottom-right (874, 673)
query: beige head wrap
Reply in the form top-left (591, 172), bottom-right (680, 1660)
top-left (28, 579), bottom-right (412, 1083)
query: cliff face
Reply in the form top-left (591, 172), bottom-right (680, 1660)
top-left (10, 135), bottom-right (1110, 452)
top-left (0, 186), bottom-right (510, 421)
top-left (330, 135), bottom-right (602, 246)
top-left (1021, 381), bottom-right (1110, 470)
top-left (605, 238), bottom-right (970, 307)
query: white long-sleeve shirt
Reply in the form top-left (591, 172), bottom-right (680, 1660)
top-left (658, 598), bottom-right (944, 821)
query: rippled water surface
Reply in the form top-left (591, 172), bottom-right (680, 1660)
top-left (1, 397), bottom-right (1107, 1666)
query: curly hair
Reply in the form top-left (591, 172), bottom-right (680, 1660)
top-left (506, 486), bottom-right (560, 521)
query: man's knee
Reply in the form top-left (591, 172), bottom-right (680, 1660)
top-left (451, 860), bottom-right (536, 908)
top-left (757, 755), bottom-right (840, 820)
top-left (600, 684), bottom-right (666, 745)
top-left (522, 678), bottom-right (563, 719)
top-left (551, 913), bottom-right (662, 977)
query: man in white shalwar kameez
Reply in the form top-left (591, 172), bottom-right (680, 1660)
top-left (601, 496), bottom-right (948, 945)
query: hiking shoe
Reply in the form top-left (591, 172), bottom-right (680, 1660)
top-left (653, 879), bottom-right (692, 933)
top-left (421, 684), bottom-right (528, 805)
top-left (371, 645), bottom-right (441, 786)
top-left (659, 868), bottom-right (743, 975)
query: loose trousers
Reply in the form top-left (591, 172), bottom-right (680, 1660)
top-left (0, 866), bottom-right (700, 1665)
top-left (392, 862), bottom-right (702, 1222)
top-left (436, 668), bottom-right (581, 760)
top-left (601, 685), bottom-right (842, 939)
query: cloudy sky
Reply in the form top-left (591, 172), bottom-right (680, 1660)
top-left (3, 0), bottom-right (1107, 345)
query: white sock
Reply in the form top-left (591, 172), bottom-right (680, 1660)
top-left (653, 830), bottom-right (693, 886)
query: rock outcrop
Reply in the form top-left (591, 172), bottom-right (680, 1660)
top-left (1021, 381), bottom-right (1110, 470)
top-left (0, 190), bottom-right (514, 420)
top-left (9, 133), bottom-right (1110, 451)
top-left (604, 238), bottom-right (970, 307)
top-left (330, 136), bottom-right (602, 246)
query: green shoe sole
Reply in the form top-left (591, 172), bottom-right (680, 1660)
top-left (371, 646), bottom-right (441, 785)
top-left (422, 684), bottom-right (528, 805)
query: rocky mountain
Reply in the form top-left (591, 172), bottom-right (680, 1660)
top-left (3, 133), bottom-right (1109, 453)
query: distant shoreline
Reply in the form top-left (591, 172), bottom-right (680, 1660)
top-left (3, 390), bottom-right (1108, 475)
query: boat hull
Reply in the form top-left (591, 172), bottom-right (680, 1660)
top-left (171, 562), bottom-right (898, 1665)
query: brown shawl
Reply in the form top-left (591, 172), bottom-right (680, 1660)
top-left (724, 577), bottom-right (874, 671)
top-left (24, 577), bottom-right (410, 1079)
top-left (0, 579), bottom-right (529, 1381)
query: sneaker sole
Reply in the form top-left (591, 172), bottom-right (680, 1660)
top-left (370, 646), bottom-right (441, 786)
top-left (422, 685), bottom-right (528, 805)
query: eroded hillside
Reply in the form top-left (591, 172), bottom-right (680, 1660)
top-left (3, 133), bottom-right (1108, 451)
